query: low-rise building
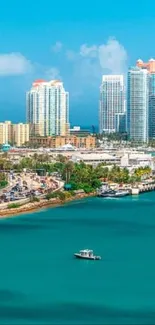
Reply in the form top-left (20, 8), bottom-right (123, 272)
top-left (71, 152), bottom-right (120, 166)
top-left (71, 150), bottom-right (154, 168)
top-left (69, 126), bottom-right (91, 137)
top-left (30, 135), bottom-right (96, 149)
top-left (120, 152), bottom-right (154, 170)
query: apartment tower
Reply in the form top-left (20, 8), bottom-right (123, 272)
top-left (127, 67), bottom-right (149, 143)
top-left (136, 59), bottom-right (155, 139)
top-left (99, 75), bottom-right (126, 134)
top-left (26, 79), bottom-right (69, 137)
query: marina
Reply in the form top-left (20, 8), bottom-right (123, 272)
top-left (97, 181), bottom-right (155, 198)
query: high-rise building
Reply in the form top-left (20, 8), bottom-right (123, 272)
top-left (136, 58), bottom-right (155, 73)
top-left (99, 75), bottom-right (126, 134)
top-left (0, 121), bottom-right (29, 146)
top-left (26, 79), bottom-right (69, 137)
top-left (115, 113), bottom-right (126, 133)
top-left (136, 59), bottom-right (155, 140)
top-left (149, 74), bottom-right (155, 139)
top-left (127, 67), bottom-right (149, 143)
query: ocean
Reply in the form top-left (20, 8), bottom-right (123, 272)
top-left (0, 193), bottom-right (155, 324)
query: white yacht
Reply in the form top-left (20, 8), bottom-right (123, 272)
top-left (74, 249), bottom-right (101, 260)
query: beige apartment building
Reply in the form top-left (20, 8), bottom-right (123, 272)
top-left (12, 123), bottom-right (29, 147)
top-left (0, 121), bottom-right (12, 144)
top-left (0, 121), bottom-right (29, 147)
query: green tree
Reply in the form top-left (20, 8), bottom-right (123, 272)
top-left (56, 154), bottom-right (67, 163)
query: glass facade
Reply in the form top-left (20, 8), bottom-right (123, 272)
top-left (115, 113), bottom-right (126, 133)
top-left (149, 73), bottom-right (155, 139)
top-left (99, 75), bottom-right (125, 134)
top-left (127, 67), bottom-right (149, 143)
top-left (27, 81), bottom-right (69, 137)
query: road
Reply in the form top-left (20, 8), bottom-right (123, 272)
top-left (0, 176), bottom-right (64, 210)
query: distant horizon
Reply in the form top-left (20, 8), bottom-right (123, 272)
top-left (0, 103), bottom-right (99, 128)
top-left (0, 115), bottom-right (98, 131)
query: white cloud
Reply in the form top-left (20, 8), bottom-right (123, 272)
top-left (98, 38), bottom-right (127, 74)
top-left (0, 53), bottom-right (33, 76)
top-left (64, 38), bottom-right (128, 98)
top-left (51, 41), bottom-right (63, 53)
top-left (66, 38), bottom-right (127, 87)
top-left (79, 38), bottom-right (128, 75)
top-left (45, 67), bottom-right (61, 80)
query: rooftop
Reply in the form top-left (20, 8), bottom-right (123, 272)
top-left (72, 152), bottom-right (118, 161)
top-left (57, 144), bottom-right (76, 151)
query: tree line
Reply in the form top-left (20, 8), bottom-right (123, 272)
top-left (0, 153), bottom-right (152, 193)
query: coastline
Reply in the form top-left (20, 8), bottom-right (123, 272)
top-left (0, 192), bottom-right (96, 219)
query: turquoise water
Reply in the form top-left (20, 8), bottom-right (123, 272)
top-left (0, 194), bottom-right (155, 324)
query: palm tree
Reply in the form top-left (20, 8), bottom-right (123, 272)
top-left (33, 153), bottom-right (38, 161)
top-left (56, 154), bottom-right (67, 163)
top-left (63, 161), bottom-right (74, 182)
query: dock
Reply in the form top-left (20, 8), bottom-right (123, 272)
top-left (98, 180), bottom-right (155, 197)
top-left (131, 182), bottom-right (155, 195)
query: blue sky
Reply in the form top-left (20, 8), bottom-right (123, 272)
top-left (1, 0), bottom-right (155, 126)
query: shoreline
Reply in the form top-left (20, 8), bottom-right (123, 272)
top-left (0, 192), bottom-right (96, 219)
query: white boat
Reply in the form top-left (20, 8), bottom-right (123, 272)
top-left (98, 189), bottom-right (129, 198)
top-left (113, 189), bottom-right (130, 197)
top-left (74, 249), bottom-right (101, 260)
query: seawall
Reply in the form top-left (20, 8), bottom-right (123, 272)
top-left (0, 192), bottom-right (96, 218)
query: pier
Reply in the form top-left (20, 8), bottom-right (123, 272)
top-left (100, 180), bottom-right (155, 196)
top-left (131, 182), bottom-right (155, 195)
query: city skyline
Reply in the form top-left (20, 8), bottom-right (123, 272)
top-left (2, 56), bottom-right (155, 139)
top-left (2, 57), bottom-right (155, 128)
top-left (1, 0), bottom-right (155, 125)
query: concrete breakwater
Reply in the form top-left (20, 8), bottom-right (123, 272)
top-left (101, 181), bottom-right (155, 196)
top-left (131, 182), bottom-right (155, 195)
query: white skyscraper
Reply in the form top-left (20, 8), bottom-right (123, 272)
top-left (99, 75), bottom-right (126, 134)
top-left (127, 67), bottom-right (149, 143)
top-left (26, 79), bottom-right (69, 136)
